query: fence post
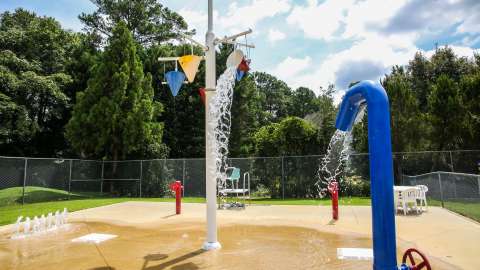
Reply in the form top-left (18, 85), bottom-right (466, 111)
top-left (453, 177), bottom-right (457, 198)
top-left (281, 156), bottom-right (285, 200)
top-left (139, 160), bottom-right (143, 198)
top-left (449, 151), bottom-right (455, 172)
top-left (68, 159), bottom-right (72, 200)
top-left (182, 159), bottom-right (186, 197)
top-left (100, 160), bottom-right (104, 194)
top-left (438, 172), bottom-right (444, 208)
top-left (22, 158), bottom-right (28, 205)
top-left (477, 175), bottom-right (480, 197)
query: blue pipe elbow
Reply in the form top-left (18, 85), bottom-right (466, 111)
top-left (335, 80), bottom-right (397, 270)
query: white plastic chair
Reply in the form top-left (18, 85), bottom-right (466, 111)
top-left (395, 188), bottom-right (419, 215)
top-left (416, 185), bottom-right (428, 211)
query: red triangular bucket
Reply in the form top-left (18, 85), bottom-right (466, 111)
top-left (238, 58), bottom-right (250, 72)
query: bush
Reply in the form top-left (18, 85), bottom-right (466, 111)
top-left (341, 175), bottom-right (370, 197)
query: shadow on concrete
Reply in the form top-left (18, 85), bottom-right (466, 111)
top-left (162, 214), bottom-right (178, 219)
top-left (142, 249), bottom-right (205, 270)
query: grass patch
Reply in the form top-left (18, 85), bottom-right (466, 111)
top-left (249, 197), bottom-right (371, 206)
top-left (0, 197), bottom-right (205, 226)
top-left (0, 186), bottom-right (104, 205)
top-left (429, 199), bottom-right (480, 222)
top-left (0, 195), bottom-right (371, 226)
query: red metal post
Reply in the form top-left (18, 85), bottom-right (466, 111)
top-left (328, 181), bottom-right (339, 220)
top-left (170, 180), bottom-right (183, 214)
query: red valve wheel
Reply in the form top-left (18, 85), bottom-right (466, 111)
top-left (402, 248), bottom-right (432, 270)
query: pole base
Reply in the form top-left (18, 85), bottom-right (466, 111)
top-left (202, 241), bottom-right (221, 250)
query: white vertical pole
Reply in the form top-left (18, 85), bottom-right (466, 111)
top-left (203, 0), bottom-right (221, 250)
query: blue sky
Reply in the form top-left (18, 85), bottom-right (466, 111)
top-left (2, 0), bottom-right (480, 99)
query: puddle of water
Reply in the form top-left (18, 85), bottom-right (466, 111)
top-left (0, 222), bottom-right (457, 270)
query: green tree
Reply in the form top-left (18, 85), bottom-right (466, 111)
top-left (142, 43), bottom-right (206, 158)
top-left (66, 22), bottom-right (166, 161)
top-left (79, 0), bottom-right (190, 45)
top-left (304, 85), bottom-right (336, 152)
top-left (230, 75), bottom-right (262, 156)
top-left (289, 87), bottom-right (319, 118)
top-left (383, 66), bottom-right (425, 152)
top-left (254, 117), bottom-right (319, 157)
top-left (427, 75), bottom-right (465, 150)
top-left (253, 72), bottom-right (292, 124)
top-left (408, 52), bottom-right (432, 109)
top-left (459, 71), bottom-right (480, 149)
top-left (0, 9), bottom-right (74, 156)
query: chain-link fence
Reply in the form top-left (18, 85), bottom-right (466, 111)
top-left (1, 150), bottom-right (479, 208)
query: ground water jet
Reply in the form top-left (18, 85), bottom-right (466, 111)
top-left (11, 208), bottom-right (69, 239)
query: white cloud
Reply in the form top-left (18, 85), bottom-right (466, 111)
top-left (271, 56), bottom-right (311, 88)
top-left (273, 33), bottom-right (418, 97)
top-left (278, 0), bottom-right (480, 100)
top-left (267, 29), bottom-right (286, 43)
top-left (219, 0), bottom-right (291, 31)
top-left (178, 0), bottom-right (291, 41)
top-left (286, 0), bottom-right (353, 40)
top-left (424, 45), bottom-right (479, 58)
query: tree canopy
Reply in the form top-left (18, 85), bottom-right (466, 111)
top-left (79, 0), bottom-right (190, 45)
top-left (1, 7), bottom-right (479, 162)
top-left (66, 22), bottom-right (166, 160)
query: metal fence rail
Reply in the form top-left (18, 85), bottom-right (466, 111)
top-left (0, 150), bottom-right (479, 205)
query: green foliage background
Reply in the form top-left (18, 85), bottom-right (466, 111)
top-left (1, 2), bottom-right (480, 167)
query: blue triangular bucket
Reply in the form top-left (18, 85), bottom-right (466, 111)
top-left (236, 69), bottom-right (245, 81)
top-left (165, 71), bottom-right (186, 97)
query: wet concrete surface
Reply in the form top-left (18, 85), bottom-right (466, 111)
top-left (0, 221), bottom-right (458, 270)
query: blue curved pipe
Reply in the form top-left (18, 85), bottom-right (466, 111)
top-left (336, 81), bottom-right (397, 270)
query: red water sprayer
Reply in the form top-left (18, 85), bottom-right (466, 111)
top-left (169, 180), bottom-right (183, 215)
top-left (328, 181), bottom-right (339, 220)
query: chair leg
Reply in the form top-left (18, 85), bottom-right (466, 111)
top-left (402, 202), bottom-right (407, 215)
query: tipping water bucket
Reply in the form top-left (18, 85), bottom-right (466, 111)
top-left (165, 71), bottom-right (186, 97)
top-left (226, 49), bottom-right (244, 69)
top-left (178, 55), bottom-right (202, 83)
top-left (238, 58), bottom-right (250, 72)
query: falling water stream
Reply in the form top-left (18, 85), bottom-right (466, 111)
top-left (208, 66), bottom-right (237, 203)
top-left (316, 104), bottom-right (366, 198)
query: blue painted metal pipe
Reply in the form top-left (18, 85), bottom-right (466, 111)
top-left (335, 81), bottom-right (397, 270)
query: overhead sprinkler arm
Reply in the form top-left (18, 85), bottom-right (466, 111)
top-left (215, 29), bottom-right (253, 45)
top-left (179, 33), bottom-right (208, 51)
top-left (157, 56), bottom-right (205, 62)
top-left (220, 39), bottom-right (255, 49)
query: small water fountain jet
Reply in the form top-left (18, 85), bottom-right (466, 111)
top-left (47, 212), bottom-right (53, 229)
top-left (32, 216), bottom-right (40, 233)
top-left (11, 208), bottom-right (69, 239)
top-left (24, 217), bottom-right (31, 235)
top-left (13, 216), bottom-right (23, 237)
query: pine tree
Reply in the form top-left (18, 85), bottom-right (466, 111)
top-left (66, 22), bottom-right (166, 161)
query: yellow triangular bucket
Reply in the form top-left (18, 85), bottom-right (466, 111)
top-left (178, 55), bottom-right (202, 83)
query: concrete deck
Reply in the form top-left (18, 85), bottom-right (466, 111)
top-left (1, 202), bottom-right (479, 269)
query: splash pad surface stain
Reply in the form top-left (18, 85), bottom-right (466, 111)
top-left (0, 222), bottom-right (373, 270)
top-left (0, 221), bottom-right (458, 270)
